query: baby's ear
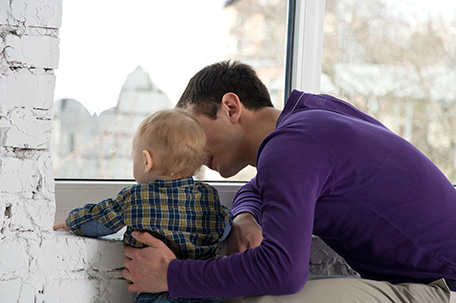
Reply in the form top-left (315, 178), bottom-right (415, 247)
top-left (143, 150), bottom-right (154, 173)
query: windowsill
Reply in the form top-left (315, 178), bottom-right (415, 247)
top-left (53, 179), bottom-right (359, 277)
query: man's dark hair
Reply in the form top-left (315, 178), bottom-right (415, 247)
top-left (176, 60), bottom-right (273, 119)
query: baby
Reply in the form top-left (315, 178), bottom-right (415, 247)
top-left (54, 109), bottom-right (232, 303)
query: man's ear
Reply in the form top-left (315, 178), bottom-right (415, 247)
top-left (143, 150), bottom-right (154, 173)
top-left (221, 93), bottom-right (242, 123)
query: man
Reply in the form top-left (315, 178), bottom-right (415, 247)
top-left (123, 60), bottom-right (456, 302)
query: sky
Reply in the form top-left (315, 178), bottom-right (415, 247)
top-left (54, 0), bottom-right (455, 115)
top-left (54, 0), bottom-right (227, 115)
top-left (389, 0), bottom-right (456, 22)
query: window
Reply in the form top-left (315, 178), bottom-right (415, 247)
top-left (320, 0), bottom-right (456, 181)
top-left (53, 0), bottom-right (456, 185)
top-left (52, 0), bottom-right (288, 181)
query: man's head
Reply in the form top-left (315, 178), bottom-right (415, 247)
top-left (176, 60), bottom-right (273, 119)
top-left (176, 60), bottom-right (276, 178)
top-left (132, 109), bottom-right (206, 183)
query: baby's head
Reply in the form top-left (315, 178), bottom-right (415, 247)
top-left (132, 109), bottom-right (206, 183)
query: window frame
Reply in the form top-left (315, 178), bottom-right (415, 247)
top-left (285, 0), bottom-right (326, 96)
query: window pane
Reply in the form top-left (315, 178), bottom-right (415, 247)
top-left (52, 0), bottom-right (288, 181)
top-left (321, 0), bottom-right (456, 182)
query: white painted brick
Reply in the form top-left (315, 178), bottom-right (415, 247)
top-left (0, 70), bottom-right (56, 109)
top-left (6, 197), bottom-right (55, 231)
top-left (99, 279), bottom-right (136, 303)
top-left (0, 156), bottom-right (51, 193)
top-left (43, 279), bottom-right (105, 303)
top-left (0, 107), bottom-right (52, 149)
top-left (0, 279), bottom-right (22, 302)
top-left (0, 237), bottom-right (29, 279)
top-left (17, 282), bottom-right (41, 303)
top-left (0, 151), bottom-right (55, 232)
top-left (36, 233), bottom-right (98, 276)
top-left (3, 34), bottom-right (60, 69)
top-left (9, 0), bottom-right (62, 28)
top-left (83, 238), bottom-right (126, 273)
top-left (39, 233), bottom-right (135, 302)
top-left (36, 233), bottom-right (125, 277)
top-left (0, 195), bottom-right (7, 229)
top-left (0, 0), bottom-right (8, 24)
top-left (1, 233), bottom-right (135, 302)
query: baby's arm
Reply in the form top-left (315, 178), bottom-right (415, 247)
top-left (55, 186), bottom-right (130, 237)
top-left (53, 217), bottom-right (118, 237)
top-left (53, 222), bottom-right (70, 231)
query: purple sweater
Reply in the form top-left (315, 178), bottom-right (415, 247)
top-left (168, 90), bottom-right (456, 298)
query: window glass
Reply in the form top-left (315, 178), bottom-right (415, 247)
top-left (321, 0), bottom-right (456, 181)
top-left (52, 0), bottom-right (288, 181)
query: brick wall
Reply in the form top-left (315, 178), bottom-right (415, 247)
top-left (0, 1), bottom-right (135, 302)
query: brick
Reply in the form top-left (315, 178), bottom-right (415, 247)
top-left (99, 279), bottom-right (136, 302)
top-left (3, 34), bottom-right (60, 69)
top-left (36, 235), bottom-right (89, 276)
top-left (17, 282), bottom-right (40, 303)
top-left (0, 279), bottom-right (21, 302)
top-left (0, 70), bottom-right (56, 109)
top-left (0, 0), bottom-right (8, 24)
top-left (0, 156), bottom-right (50, 193)
top-left (0, 238), bottom-right (29, 278)
top-left (10, 0), bottom-right (62, 28)
top-left (1, 201), bottom-right (54, 234)
top-left (43, 279), bottom-right (100, 303)
top-left (37, 234), bottom-right (135, 302)
top-left (0, 106), bottom-right (53, 149)
top-left (36, 233), bottom-right (125, 277)
top-left (0, 195), bottom-right (53, 232)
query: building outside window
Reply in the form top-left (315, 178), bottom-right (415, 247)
top-left (53, 0), bottom-right (456, 183)
top-left (52, 0), bottom-right (288, 181)
top-left (320, 0), bottom-right (456, 182)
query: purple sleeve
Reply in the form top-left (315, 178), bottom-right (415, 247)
top-left (167, 129), bottom-right (335, 298)
top-left (231, 177), bottom-right (263, 225)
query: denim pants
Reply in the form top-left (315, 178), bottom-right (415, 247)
top-left (135, 292), bottom-right (223, 303)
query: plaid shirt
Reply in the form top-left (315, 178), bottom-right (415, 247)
top-left (66, 177), bottom-right (232, 260)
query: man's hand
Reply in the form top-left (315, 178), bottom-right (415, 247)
top-left (122, 231), bottom-right (176, 293)
top-left (225, 212), bottom-right (263, 255)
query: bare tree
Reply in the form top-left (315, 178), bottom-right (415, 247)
top-left (322, 0), bottom-right (456, 181)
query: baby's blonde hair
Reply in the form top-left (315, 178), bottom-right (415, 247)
top-left (136, 109), bottom-right (206, 179)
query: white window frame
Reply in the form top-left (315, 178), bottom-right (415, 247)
top-left (286, 0), bottom-right (326, 94)
top-left (54, 0), bottom-right (326, 219)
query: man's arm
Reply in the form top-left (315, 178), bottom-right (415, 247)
top-left (164, 130), bottom-right (334, 298)
top-left (225, 212), bottom-right (263, 255)
top-left (231, 177), bottom-right (263, 225)
top-left (225, 178), bottom-right (264, 255)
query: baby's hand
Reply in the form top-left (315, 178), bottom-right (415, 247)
top-left (53, 222), bottom-right (71, 231)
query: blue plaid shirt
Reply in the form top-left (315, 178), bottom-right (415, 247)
top-left (66, 177), bottom-right (232, 260)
